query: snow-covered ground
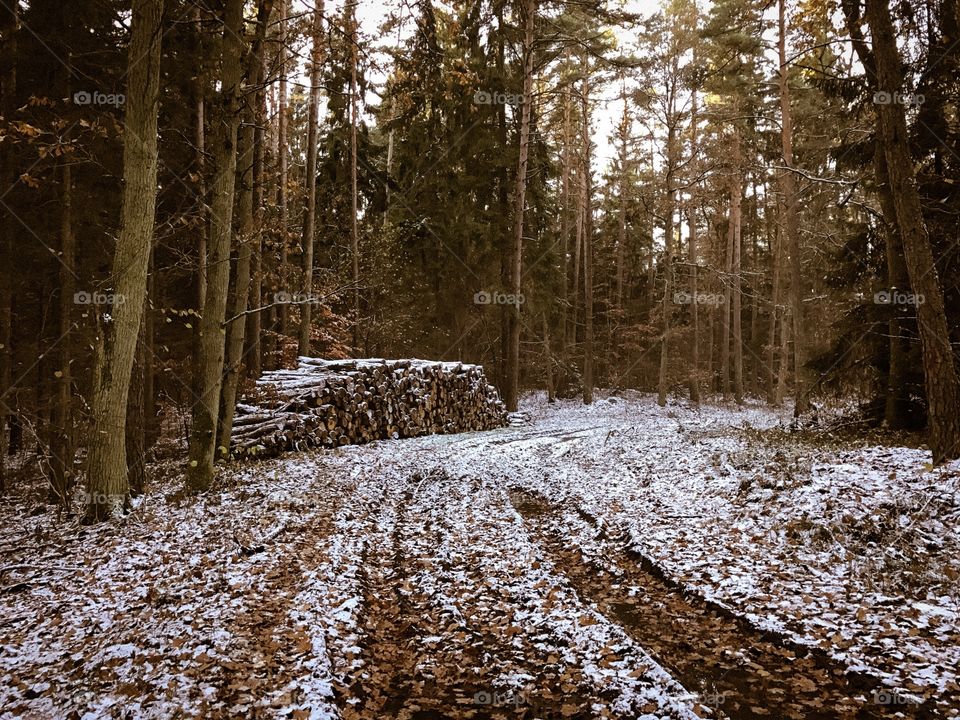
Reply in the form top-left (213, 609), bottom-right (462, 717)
top-left (1, 392), bottom-right (957, 718)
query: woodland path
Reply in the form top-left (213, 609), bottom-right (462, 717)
top-left (1, 394), bottom-right (957, 719)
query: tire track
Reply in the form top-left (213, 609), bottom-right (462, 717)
top-left (510, 489), bottom-right (944, 719)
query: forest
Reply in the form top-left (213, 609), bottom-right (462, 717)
top-left (0, 0), bottom-right (959, 717)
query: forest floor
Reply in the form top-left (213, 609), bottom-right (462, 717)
top-left (1, 392), bottom-right (958, 719)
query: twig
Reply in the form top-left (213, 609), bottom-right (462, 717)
top-left (221, 281), bottom-right (362, 328)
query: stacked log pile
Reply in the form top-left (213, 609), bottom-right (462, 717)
top-left (230, 358), bottom-right (507, 458)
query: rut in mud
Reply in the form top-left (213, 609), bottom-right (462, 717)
top-left (508, 488), bottom-right (942, 720)
top-left (333, 469), bottom-right (699, 719)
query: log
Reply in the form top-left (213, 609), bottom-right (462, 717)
top-left (229, 357), bottom-right (507, 459)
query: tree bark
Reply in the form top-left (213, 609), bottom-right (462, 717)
top-left (560, 65), bottom-right (572, 352)
top-left (299, 0), bottom-right (324, 356)
top-left (580, 52), bottom-right (594, 406)
top-left (349, 0), bottom-right (360, 350)
top-left (875, 148), bottom-right (911, 428)
top-left (216, 107), bottom-right (257, 452)
top-left (687, 86), bottom-right (700, 404)
top-left (865, 0), bottom-right (960, 461)
top-left (186, 0), bottom-right (248, 492)
top-left (616, 85), bottom-right (628, 311)
top-left (0, 0), bottom-right (16, 494)
top-left (779, 0), bottom-right (808, 414)
top-left (731, 128), bottom-right (744, 405)
top-left (504, 0), bottom-right (535, 412)
top-left (52, 144), bottom-right (74, 505)
top-left (85, 0), bottom-right (164, 521)
top-left (245, 52), bottom-right (268, 380)
top-left (721, 208), bottom-right (733, 399)
top-left (276, 0), bottom-right (290, 337)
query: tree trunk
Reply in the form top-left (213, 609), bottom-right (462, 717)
top-left (126, 328), bottom-right (147, 496)
top-left (721, 212), bottom-right (733, 399)
top-left (687, 87), bottom-right (700, 404)
top-left (186, 0), bottom-right (248, 492)
top-left (731, 129), bottom-right (744, 405)
top-left (560, 66), bottom-right (572, 352)
top-left (245, 52), bottom-right (267, 380)
top-left (616, 85), bottom-right (628, 311)
top-left (767, 184), bottom-right (783, 406)
top-left (85, 0), bottom-right (164, 521)
top-left (0, 0), bottom-right (16, 494)
top-left (865, 0), bottom-right (960, 461)
top-left (216, 108), bottom-right (257, 451)
top-left (504, 0), bottom-right (535, 412)
top-left (52, 146), bottom-right (74, 506)
top-left (276, 0), bottom-right (290, 337)
top-left (299, 0), bottom-right (324, 356)
top-left (657, 74), bottom-right (678, 407)
top-left (875, 146), bottom-right (911, 428)
top-left (543, 310), bottom-right (555, 403)
top-left (688, 202), bottom-right (700, 404)
top-left (779, 0), bottom-right (808, 414)
top-left (580, 52), bottom-right (594, 406)
top-left (349, 0), bottom-right (360, 350)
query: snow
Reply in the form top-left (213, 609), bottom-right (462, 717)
top-left (0, 390), bottom-right (957, 716)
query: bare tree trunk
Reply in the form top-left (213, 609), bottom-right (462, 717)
top-left (145, 251), bottom-right (157, 448)
top-left (616, 84), bottom-right (628, 311)
top-left (687, 202), bottom-right (700, 404)
top-left (505, 0), bottom-right (535, 412)
top-left (349, 0), bottom-right (360, 350)
top-left (657, 199), bottom-right (672, 407)
top-left (217, 104), bottom-right (257, 451)
top-left (126, 329), bottom-right (147, 496)
top-left (687, 87), bottom-right (700, 404)
top-left (191, 5), bottom-right (207, 402)
top-left (559, 67), bottom-right (572, 352)
top-left (657, 72), bottom-right (678, 407)
top-left (779, 0), bottom-right (808, 414)
top-left (0, 0), bottom-right (16, 494)
top-left (731, 129), bottom-right (744, 405)
top-left (721, 210), bottom-right (733, 400)
top-left (580, 52), bottom-right (594, 406)
top-left (299, 0), bottom-right (324, 356)
top-left (187, 0), bottom-right (249, 492)
top-left (767, 184), bottom-right (782, 405)
top-left (85, 0), bottom-right (164, 521)
top-left (571, 163), bottom-right (582, 348)
top-left (748, 176), bottom-right (760, 396)
top-left (875, 147), bottom-right (910, 428)
top-left (543, 311), bottom-right (555, 402)
top-left (193, 5), bottom-right (207, 313)
top-left (865, 0), bottom-right (960, 461)
top-left (276, 0), bottom-right (290, 337)
top-left (245, 52), bottom-right (267, 380)
top-left (52, 144), bottom-right (74, 506)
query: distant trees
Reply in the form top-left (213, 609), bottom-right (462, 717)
top-left (1, 0), bottom-right (959, 516)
